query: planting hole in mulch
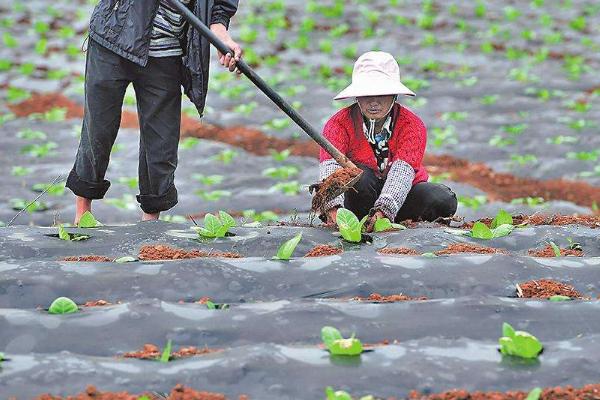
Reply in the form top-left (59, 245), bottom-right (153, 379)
top-left (62, 255), bottom-right (113, 262)
top-left (82, 300), bottom-right (113, 307)
top-left (138, 244), bottom-right (241, 261)
top-left (378, 247), bottom-right (420, 255)
top-left (408, 383), bottom-right (600, 400)
top-left (516, 279), bottom-right (584, 299)
top-left (435, 243), bottom-right (508, 256)
top-left (310, 167), bottom-right (362, 215)
top-left (304, 245), bottom-right (343, 257)
top-left (34, 384), bottom-right (239, 400)
top-left (122, 344), bottom-right (221, 361)
top-left (528, 245), bottom-right (583, 257)
top-left (354, 293), bottom-right (428, 302)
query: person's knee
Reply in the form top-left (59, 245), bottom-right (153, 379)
top-left (429, 184), bottom-right (457, 219)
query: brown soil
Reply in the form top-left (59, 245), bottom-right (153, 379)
top-left (304, 245), bottom-right (343, 257)
top-left (11, 92), bottom-right (600, 210)
top-left (62, 255), bottom-right (113, 262)
top-left (123, 344), bottom-right (221, 361)
top-left (378, 247), bottom-right (420, 255)
top-left (311, 166), bottom-right (363, 214)
top-left (528, 245), bottom-right (584, 257)
top-left (34, 384), bottom-right (236, 400)
top-left (435, 243), bottom-right (508, 256)
top-left (517, 279), bottom-right (584, 299)
top-left (138, 244), bottom-right (241, 260)
top-left (354, 293), bottom-right (428, 302)
top-left (464, 214), bottom-right (600, 229)
top-left (82, 300), bottom-right (112, 307)
top-left (408, 383), bottom-right (600, 400)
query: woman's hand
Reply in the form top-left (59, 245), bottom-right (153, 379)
top-left (210, 23), bottom-right (243, 74)
top-left (325, 207), bottom-right (339, 227)
top-left (364, 210), bottom-right (386, 233)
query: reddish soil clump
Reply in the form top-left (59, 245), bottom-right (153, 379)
top-left (123, 344), bottom-right (220, 361)
top-left (517, 279), bottom-right (584, 299)
top-left (304, 245), bottom-right (343, 257)
top-left (409, 383), bottom-right (600, 399)
top-left (435, 243), bottom-right (508, 256)
top-left (34, 384), bottom-right (234, 400)
top-left (464, 214), bottom-right (600, 229)
top-left (354, 293), bottom-right (428, 302)
top-left (310, 167), bottom-right (362, 214)
top-left (378, 247), bottom-right (420, 255)
top-left (8, 93), bottom-right (83, 119)
top-left (528, 245), bottom-right (583, 257)
top-left (62, 255), bottom-right (113, 262)
top-left (138, 244), bottom-right (241, 261)
top-left (82, 300), bottom-right (112, 307)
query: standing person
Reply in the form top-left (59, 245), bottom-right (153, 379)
top-left (66, 0), bottom-right (242, 224)
top-left (319, 51), bottom-right (457, 232)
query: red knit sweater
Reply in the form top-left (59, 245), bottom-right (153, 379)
top-left (319, 103), bottom-right (429, 184)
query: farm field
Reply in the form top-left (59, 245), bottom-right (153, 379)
top-left (0, 0), bottom-right (599, 399)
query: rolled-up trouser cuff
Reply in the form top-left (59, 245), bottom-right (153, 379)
top-left (136, 185), bottom-right (178, 214)
top-left (65, 169), bottom-right (111, 200)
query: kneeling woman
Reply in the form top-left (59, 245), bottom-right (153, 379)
top-left (319, 51), bottom-right (457, 232)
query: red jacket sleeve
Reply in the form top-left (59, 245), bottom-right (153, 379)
top-left (392, 113), bottom-right (427, 170)
top-left (319, 113), bottom-right (350, 162)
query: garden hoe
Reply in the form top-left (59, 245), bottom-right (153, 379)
top-left (169, 0), bottom-right (363, 215)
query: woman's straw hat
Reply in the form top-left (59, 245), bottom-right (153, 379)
top-left (334, 51), bottom-right (416, 100)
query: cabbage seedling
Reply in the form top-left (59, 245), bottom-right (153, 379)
top-left (336, 208), bottom-right (368, 243)
top-left (526, 388), bottom-right (542, 400)
top-left (58, 225), bottom-right (90, 241)
top-left (78, 211), bottom-right (100, 228)
top-left (499, 322), bottom-right (543, 359)
top-left (194, 211), bottom-right (236, 238)
top-left (549, 295), bottom-right (572, 302)
top-left (48, 297), bottom-right (78, 314)
top-left (321, 326), bottom-right (363, 356)
top-left (274, 233), bottom-right (302, 260)
top-left (374, 218), bottom-right (405, 232)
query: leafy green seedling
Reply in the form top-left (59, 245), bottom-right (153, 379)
top-left (422, 252), bottom-right (438, 258)
top-left (270, 148), bottom-right (291, 161)
top-left (159, 339), bottom-right (172, 363)
top-left (32, 182), bottom-right (65, 196)
top-left (115, 256), bottom-right (137, 264)
top-left (526, 388), bottom-right (542, 400)
top-left (195, 189), bottom-right (231, 202)
top-left (58, 225), bottom-right (90, 241)
top-left (491, 209), bottom-right (513, 228)
top-left (48, 297), bottom-right (78, 314)
top-left (471, 221), bottom-right (513, 240)
top-left (179, 137), bottom-right (200, 150)
top-left (204, 300), bottom-right (229, 310)
top-left (195, 211), bottom-right (236, 238)
top-left (336, 208), bottom-right (368, 243)
top-left (325, 387), bottom-right (352, 400)
top-left (262, 166), bottom-right (299, 180)
top-left (321, 326), bottom-right (363, 356)
top-left (566, 237), bottom-right (582, 251)
top-left (78, 211), bottom-right (100, 228)
top-left (374, 218), bottom-right (405, 232)
top-left (548, 241), bottom-right (561, 257)
top-left (549, 295), bottom-right (572, 302)
top-left (499, 322), bottom-right (543, 359)
top-left (10, 198), bottom-right (48, 213)
top-left (274, 233), bottom-right (302, 260)
top-left (211, 149), bottom-right (237, 164)
top-left (271, 181), bottom-right (301, 196)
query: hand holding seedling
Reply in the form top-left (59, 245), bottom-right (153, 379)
top-left (364, 210), bottom-right (386, 233)
top-left (210, 23), bottom-right (243, 74)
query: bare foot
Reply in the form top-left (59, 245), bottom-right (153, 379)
top-left (74, 196), bottom-right (92, 225)
top-left (142, 212), bottom-right (160, 221)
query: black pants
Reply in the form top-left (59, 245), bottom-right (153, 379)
top-left (345, 165), bottom-right (458, 222)
top-left (66, 39), bottom-right (183, 214)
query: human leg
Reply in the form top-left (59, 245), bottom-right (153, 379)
top-left (66, 39), bottom-right (131, 223)
top-left (344, 165), bottom-right (384, 219)
top-left (132, 56), bottom-right (183, 218)
top-left (394, 182), bottom-right (457, 222)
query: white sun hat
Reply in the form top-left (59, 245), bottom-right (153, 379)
top-left (334, 51), bottom-right (416, 100)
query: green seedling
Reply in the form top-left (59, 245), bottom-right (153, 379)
top-left (499, 322), bottom-right (542, 359)
top-left (510, 197), bottom-right (545, 207)
top-left (458, 195), bottom-right (487, 210)
top-left (336, 208), bottom-right (368, 243)
top-left (264, 117), bottom-right (291, 131)
top-left (271, 181), bottom-right (301, 196)
top-left (325, 387), bottom-right (352, 400)
top-left (105, 194), bottom-right (137, 210)
top-left (195, 189), bottom-right (231, 202)
top-left (430, 126), bottom-right (458, 148)
top-left (194, 211), bottom-right (236, 238)
top-left (526, 388), bottom-right (542, 400)
top-left (159, 340), bottom-right (172, 363)
top-left (510, 154), bottom-right (537, 166)
top-left (179, 137), bottom-right (200, 149)
top-left (471, 222), bottom-right (513, 240)
top-left (262, 166), bottom-right (299, 180)
top-left (58, 225), bottom-right (90, 241)
top-left (233, 101), bottom-right (258, 116)
top-left (17, 128), bottom-right (47, 141)
top-left (422, 252), bottom-right (438, 258)
top-left (242, 209), bottom-right (278, 223)
top-left (374, 218), bottom-right (405, 232)
top-left (269, 148), bottom-right (291, 162)
top-left (274, 233), bottom-right (302, 260)
top-left (115, 256), bottom-right (137, 264)
top-left (567, 237), bottom-right (583, 251)
top-left (11, 166), bottom-right (32, 177)
top-left (0, 113), bottom-right (15, 125)
top-left (10, 198), bottom-right (48, 213)
top-left (20, 142), bottom-right (57, 158)
top-left (48, 297), bottom-right (78, 314)
top-left (204, 300), bottom-right (230, 310)
top-left (117, 176), bottom-right (139, 189)
top-left (321, 326), bottom-right (363, 356)
top-left (192, 174), bottom-right (224, 186)
top-left (567, 151), bottom-right (598, 162)
top-left (211, 149), bottom-right (237, 164)
top-left (7, 87), bottom-right (30, 103)
top-left (32, 183), bottom-right (65, 196)
top-left (78, 211), bottom-right (100, 228)
top-left (548, 241), bottom-right (562, 257)
top-left (549, 295), bottom-right (572, 302)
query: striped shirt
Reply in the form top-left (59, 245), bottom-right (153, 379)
top-left (149, 0), bottom-right (192, 58)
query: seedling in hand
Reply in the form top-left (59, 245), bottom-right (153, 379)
top-left (48, 297), bottom-right (78, 314)
top-left (499, 322), bottom-right (542, 359)
top-left (194, 211), bottom-right (236, 238)
top-left (321, 326), bottom-right (363, 356)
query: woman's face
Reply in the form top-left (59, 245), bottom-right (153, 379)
top-left (356, 95), bottom-right (395, 120)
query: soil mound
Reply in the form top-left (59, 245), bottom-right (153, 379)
top-left (354, 293), bottom-right (428, 302)
top-left (435, 243), bottom-right (507, 255)
top-left (62, 256), bottom-right (113, 262)
top-left (123, 344), bottom-right (220, 361)
top-left (465, 214), bottom-right (600, 229)
top-left (138, 245), bottom-right (241, 260)
top-left (379, 247), bottom-right (420, 255)
top-left (8, 93), bottom-right (83, 119)
top-left (528, 245), bottom-right (583, 257)
top-left (82, 300), bottom-right (112, 307)
top-left (517, 279), bottom-right (584, 299)
top-left (34, 384), bottom-right (231, 400)
top-left (310, 167), bottom-right (362, 214)
top-left (408, 383), bottom-right (600, 400)
top-left (304, 245), bottom-right (343, 257)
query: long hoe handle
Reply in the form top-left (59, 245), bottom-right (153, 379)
top-left (169, 0), bottom-right (356, 169)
